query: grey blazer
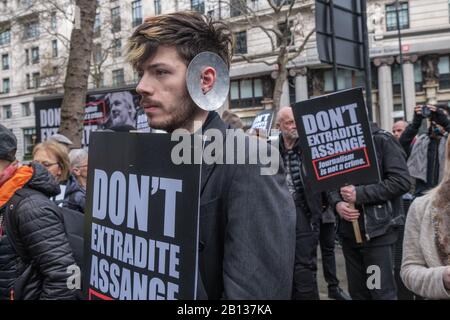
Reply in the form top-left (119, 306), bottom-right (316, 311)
top-left (196, 112), bottom-right (296, 300)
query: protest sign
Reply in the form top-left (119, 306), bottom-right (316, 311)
top-left (251, 110), bottom-right (274, 132)
top-left (84, 132), bottom-right (201, 300)
top-left (34, 87), bottom-right (151, 146)
top-left (292, 88), bottom-right (380, 193)
top-left (35, 97), bottom-right (62, 143)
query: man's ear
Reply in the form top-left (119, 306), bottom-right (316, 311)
top-left (200, 67), bottom-right (216, 95)
top-left (72, 167), bottom-right (80, 177)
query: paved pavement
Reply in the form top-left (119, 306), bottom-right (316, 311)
top-left (317, 244), bottom-right (348, 300)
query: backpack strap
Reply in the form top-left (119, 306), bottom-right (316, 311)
top-left (3, 188), bottom-right (41, 263)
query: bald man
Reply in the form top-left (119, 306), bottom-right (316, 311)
top-left (392, 120), bottom-right (408, 140)
top-left (276, 107), bottom-right (350, 300)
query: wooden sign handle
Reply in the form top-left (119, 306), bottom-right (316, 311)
top-left (349, 203), bottom-right (363, 244)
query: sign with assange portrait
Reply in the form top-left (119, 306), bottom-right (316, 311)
top-left (34, 87), bottom-right (151, 147)
top-left (292, 88), bottom-right (380, 193)
top-left (84, 132), bottom-right (201, 300)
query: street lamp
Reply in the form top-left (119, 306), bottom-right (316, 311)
top-left (395, 0), bottom-right (408, 121)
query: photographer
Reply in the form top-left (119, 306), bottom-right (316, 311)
top-left (399, 104), bottom-right (450, 196)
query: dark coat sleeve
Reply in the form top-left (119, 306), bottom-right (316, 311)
top-left (328, 190), bottom-right (343, 210)
top-left (399, 115), bottom-right (422, 157)
top-left (16, 195), bottom-right (77, 300)
top-left (355, 135), bottom-right (411, 206)
top-left (221, 142), bottom-right (296, 299)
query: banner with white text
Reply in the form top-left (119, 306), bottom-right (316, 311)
top-left (292, 88), bottom-right (380, 192)
top-left (84, 132), bottom-right (201, 300)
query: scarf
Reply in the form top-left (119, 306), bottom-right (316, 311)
top-left (407, 135), bottom-right (447, 183)
top-left (431, 182), bottom-right (450, 266)
top-left (0, 162), bottom-right (19, 187)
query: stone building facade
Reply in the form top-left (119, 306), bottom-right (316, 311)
top-left (1, 0), bottom-right (450, 160)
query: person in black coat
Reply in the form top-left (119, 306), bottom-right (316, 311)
top-left (329, 122), bottom-right (411, 300)
top-left (0, 124), bottom-right (76, 300)
top-left (399, 104), bottom-right (450, 196)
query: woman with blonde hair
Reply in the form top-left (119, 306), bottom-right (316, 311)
top-left (32, 140), bottom-right (70, 204)
top-left (401, 137), bottom-right (450, 299)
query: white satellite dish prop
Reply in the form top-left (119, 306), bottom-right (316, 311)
top-left (186, 52), bottom-right (230, 111)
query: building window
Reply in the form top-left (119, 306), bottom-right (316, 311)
top-left (32, 72), bottom-right (40, 88)
top-left (0, 28), bottom-right (11, 45)
top-left (191, 0), bottom-right (205, 13)
top-left (22, 102), bottom-right (32, 117)
top-left (274, 0), bottom-right (295, 5)
top-left (288, 76), bottom-right (296, 105)
top-left (23, 127), bottom-right (36, 160)
top-left (132, 0), bottom-right (142, 27)
top-left (31, 46), bottom-right (39, 64)
top-left (113, 38), bottom-right (121, 58)
top-left (2, 105), bottom-right (12, 119)
top-left (439, 55), bottom-right (450, 90)
top-left (1, 53), bottom-right (9, 70)
top-left (230, 0), bottom-right (247, 17)
top-left (26, 73), bottom-right (30, 89)
top-left (51, 12), bottom-right (57, 31)
top-left (93, 43), bottom-right (102, 64)
top-left (112, 69), bottom-right (125, 86)
top-left (133, 70), bottom-right (140, 84)
top-left (21, 0), bottom-right (32, 7)
top-left (2, 78), bottom-right (10, 93)
top-left (111, 7), bottom-right (121, 32)
top-left (52, 39), bottom-right (58, 57)
top-left (23, 20), bottom-right (40, 40)
top-left (154, 0), bottom-right (161, 15)
top-left (93, 72), bottom-right (104, 88)
top-left (392, 63), bottom-right (402, 95)
top-left (25, 49), bottom-right (29, 65)
top-left (230, 77), bottom-right (264, 109)
top-left (324, 69), bottom-right (353, 92)
top-left (386, 2), bottom-right (409, 31)
top-left (414, 61), bottom-right (424, 92)
top-left (277, 21), bottom-right (294, 47)
top-left (94, 10), bottom-right (101, 37)
top-left (234, 31), bottom-right (247, 54)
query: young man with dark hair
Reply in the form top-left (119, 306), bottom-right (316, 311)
top-left (128, 12), bottom-right (296, 299)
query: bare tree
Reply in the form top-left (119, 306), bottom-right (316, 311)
top-left (89, 3), bottom-right (124, 89)
top-left (58, 0), bottom-right (97, 147)
top-left (208, 0), bottom-right (315, 113)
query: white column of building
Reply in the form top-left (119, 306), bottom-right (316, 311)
top-left (374, 57), bottom-right (395, 131)
top-left (400, 55), bottom-right (418, 122)
top-left (280, 79), bottom-right (290, 107)
top-left (295, 67), bottom-right (308, 102)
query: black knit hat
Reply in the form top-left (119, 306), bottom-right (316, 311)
top-left (0, 124), bottom-right (17, 162)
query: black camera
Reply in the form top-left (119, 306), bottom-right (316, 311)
top-left (421, 105), bottom-right (432, 118)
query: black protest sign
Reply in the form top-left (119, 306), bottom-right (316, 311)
top-left (35, 97), bottom-right (63, 143)
top-left (292, 88), bottom-right (380, 192)
top-left (135, 108), bottom-right (151, 133)
top-left (34, 88), bottom-right (151, 146)
top-left (251, 110), bottom-right (274, 132)
top-left (84, 132), bottom-right (201, 300)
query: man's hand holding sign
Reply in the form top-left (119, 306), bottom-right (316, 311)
top-left (339, 185), bottom-right (362, 243)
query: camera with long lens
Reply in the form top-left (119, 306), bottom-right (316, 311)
top-left (421, 105), bottom-right (432, 118)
